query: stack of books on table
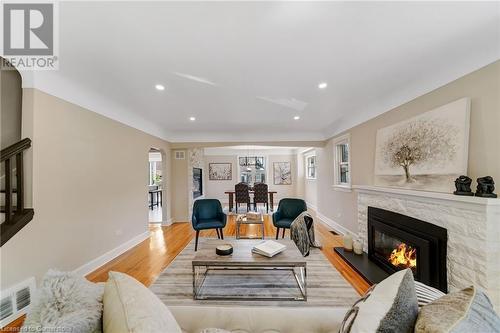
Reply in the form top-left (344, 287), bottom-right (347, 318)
top-left (252, 240), bottom-right (287, 258)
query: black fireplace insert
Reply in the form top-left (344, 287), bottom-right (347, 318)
top-left (193, 168), bottom-right (203, 199)
top-left (368, 207), bottom-right (448, 292)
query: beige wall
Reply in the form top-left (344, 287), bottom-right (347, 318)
top-left (316, 60), bottom-right (500, 234)
top-left (205, 155), bottom-right (239, 204)
top-left (0, 68), bottom-right (22, 149)
top-left (268, 154), bottom-right (298, 202)
top-left (202, 153), bottom-right (299, 207)
top-left (171, 149), bottom-right (188, 221)
top-left (1, 89), bottom-right (171, 289)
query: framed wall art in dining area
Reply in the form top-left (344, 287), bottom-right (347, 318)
top-left (273, 162), bottom-right (292, 185)
top-left (209, 163), bottom-right (232, 180)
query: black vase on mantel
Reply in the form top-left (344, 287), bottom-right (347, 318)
top-left (453, 175), bottom-right (474, 196)
top-left (475, 176), bottom-right (497, 198)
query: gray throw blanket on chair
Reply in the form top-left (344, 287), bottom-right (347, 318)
top-left (290, 211), bottom-right (322, 256)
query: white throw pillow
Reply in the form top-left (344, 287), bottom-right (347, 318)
top-left (103, 271), bottom-right (181, 333)
top-left (340, 269), bottom-right (419, 333)
top-left (22, 269), bottom-right (104, 333)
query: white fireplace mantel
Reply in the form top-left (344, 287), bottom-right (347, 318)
top-left (353, 185), bottom-right (500, 207)
top-left (353, 184), bottom-right (500, 310)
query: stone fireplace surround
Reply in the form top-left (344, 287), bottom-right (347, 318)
top-left (354, 185), bottom-right (500, 310)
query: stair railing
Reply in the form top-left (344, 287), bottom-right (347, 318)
top-left (1, 138), bottom-right (34, 246)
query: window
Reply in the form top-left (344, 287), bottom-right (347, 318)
top-left (149, 161), bottom-right (162, 185)
top-left (333, 134), bottom-right (351, 189)
top-left (149, 151), bottom-right (162, 185)
top-left (306, 155), bottom-right (316, 179)
top-left (239, 156), bottom-right (266, 184)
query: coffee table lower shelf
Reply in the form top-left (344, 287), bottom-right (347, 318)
top-left (192, 264), bottom-right (307, 301)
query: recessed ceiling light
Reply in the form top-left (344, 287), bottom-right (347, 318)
top-left (155, 84), bottom-right (165, 91)
top-left (294, 116), bottom-right (300, 120)
top-left (318, 82), bottom-right (328, 89)
top-left (189, 116), bottom-right (196, 121)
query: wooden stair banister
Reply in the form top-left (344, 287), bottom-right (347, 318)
top-left (1, 138), bottom-right (34, 247)
top-left (1, 138), bottom-right (31, 162)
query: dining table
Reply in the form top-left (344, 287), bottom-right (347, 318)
top-left (224, 190), bottom-right (277, 212)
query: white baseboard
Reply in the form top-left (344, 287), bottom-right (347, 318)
top-left (74, 231), bottom-right (150, 277)
top-left (316, 212), bottom-right (356, 236)
top-left (173, 218), bottom-right (189, 223)
top-left (163, 218), bottom-right (173, 226)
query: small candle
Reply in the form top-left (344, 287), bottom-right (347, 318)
top-left (343, 234), bottom-right (353, 252)
top-left (353, 240), bottom-right (363, 255)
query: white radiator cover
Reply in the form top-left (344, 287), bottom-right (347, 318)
top-left (354, 185), bottom-right (500, 310)
top-left (0, 277), bottom-right (36, 328)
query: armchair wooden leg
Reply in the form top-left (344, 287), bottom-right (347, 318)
top-left (220, 228), bottom-right (224, 240)
top-left (216, 228), bottom-right (220, 239)
top-left (282, 228), bottom-right (285, 238)
top-left (276, 228), bottom-right (280, 240)
top-left (195, 230), bottom-right (200, 251)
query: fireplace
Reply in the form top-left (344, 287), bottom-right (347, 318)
top-left (368, 207), bottom-right (448, 292)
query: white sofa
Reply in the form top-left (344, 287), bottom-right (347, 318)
top-left (169, 305), bottom-right (349, 333)
top-left (22, 271), bottom-right (350, 333)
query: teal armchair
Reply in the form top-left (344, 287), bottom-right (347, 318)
top-left (192, 199), bottom-right (227, 251)
top-left (272, 198), bottom-right (307, 239)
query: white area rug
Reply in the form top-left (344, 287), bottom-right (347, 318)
top-left (150, 238), bottom-right (359, 307)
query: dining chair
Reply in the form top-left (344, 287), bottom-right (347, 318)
top-left (253, 182), bottom-right (269, 213)
top-left (235, 182), bottom-right (251, 213)
top-left (191, 199), bottom-right (227, 251)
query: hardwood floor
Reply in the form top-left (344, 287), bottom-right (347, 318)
top-left (88, 213), bottom-right (370, 294)
top-left (87, 222), bottom-right (194, 286)
top-left (1, 213), bottom-right (369, 332)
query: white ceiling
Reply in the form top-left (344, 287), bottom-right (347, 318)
top-left (24, 1), bottom-right (500, 142)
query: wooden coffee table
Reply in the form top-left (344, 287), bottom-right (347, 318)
top-left (192, 239), bottom-right (307, 301)
top-left (235, 214), bottom-right (264, 239)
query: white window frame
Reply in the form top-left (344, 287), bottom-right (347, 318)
top-left (149, 161), bottom-right (157, 185)
top-left (332, 133), bottom-right (351, 191)
top-left (305, 154), bottom-right (317, 180)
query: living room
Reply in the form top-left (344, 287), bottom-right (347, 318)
top-left (1, 2), bottom-right (499, 332)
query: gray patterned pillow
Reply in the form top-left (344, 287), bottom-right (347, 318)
top-left (339, 269), bottom-right (419, 333)
top-left (415, 286), bottom-right (500, 333)
top-left (414, 280), bottom-right (445, 307)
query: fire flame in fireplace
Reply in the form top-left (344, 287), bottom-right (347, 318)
top-left (389, 243), bottom-right (416, 269)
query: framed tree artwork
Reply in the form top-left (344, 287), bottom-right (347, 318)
top-left (209, 163), bottom-right (232, 180)
top-left (374, 98), bottom-right (470, 193)
top-left (273, 162), bottom-right (292, 185)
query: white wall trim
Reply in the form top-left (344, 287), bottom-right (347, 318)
top-left (353, 185), bottom-right (500, 207)
top-left (332, 184), bottom-right (352, 192)
top-left (306, 201), bottom-right (318, 212)
top-left (73, 231), bottom-right (150, 276)
top-left (298, 147), bottom-right (315, 155)
top-left (316, 211), bottom-right (356, 236)
top-left (163, 218), bottom-right (173, 226)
